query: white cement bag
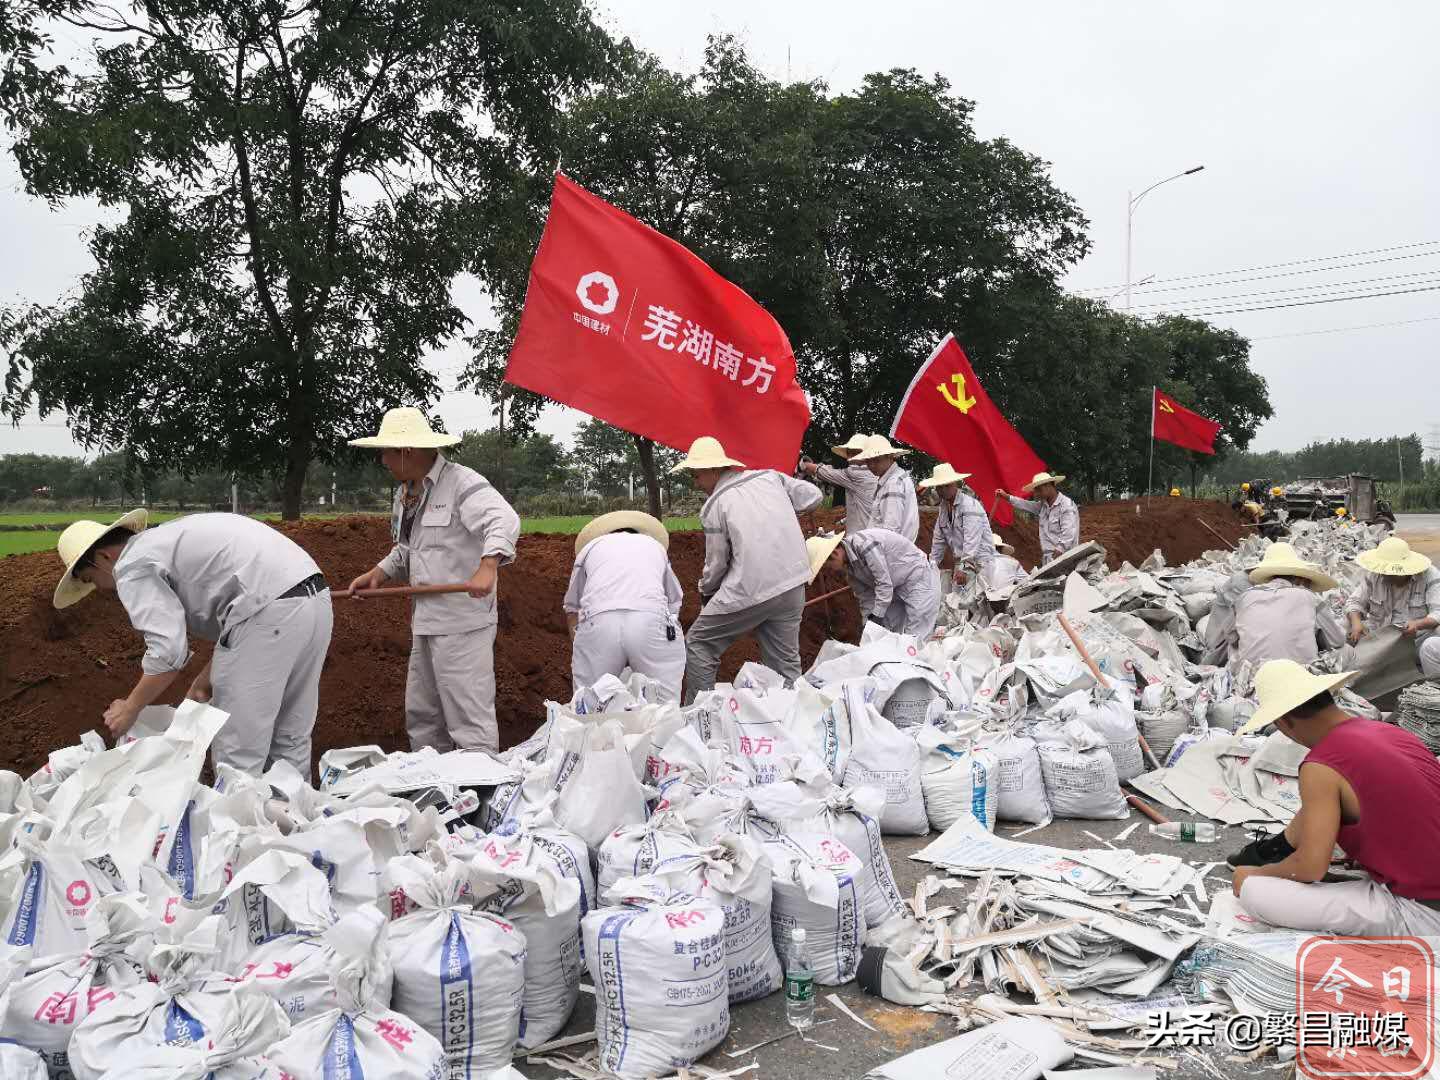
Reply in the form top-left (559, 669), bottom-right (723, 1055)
top-left (0, 1042), bottom-right (47, 1080)
top-left (25, 731), bottom-right (107, 801)
top-left (315, 745), bottom-right (388, 790)
top-left (869, 663), bottom-right (945, 729)
top-left (383, 855), bottom-right (527, 1076)
top-left (765, 833), bottom-right (866, 985)
top-left (91, 989), bottom-right (289, 1079)
top-left (914, 728), bottom-right (999, 832)
top-left (1045, 686), bottom-right (1144, 782)
top-left (834, 685), bottom-right (926, 836)
top-left (269, 910), bottom-right (447, 1080)
top-left (584, 881), bottom-right (729, 1078)
top-left (0, 837), bottom-right (125, 959)
top-left (681, 791), bottom-right (782, 847)
top-left (692, 686), bottom-right (804, 784)
top-left (1032, 718), bottom-right (1128, 820)
top-left (467, 834), bottom-right (582, 1048)
top-left (67, 913), bottom-right (250, 1080)
top-left (1015, 653), bottom-right (1094, 708)
top-left (549, 720), bottom-right (651, 851)
top-left (0, 894), bottom-right (149, 1076)
top-left (596, 817), bottom-right (706, 895)
top-left (235, 818), bottom-right (377, 917)
top-left (209, 850), bottom-right (337, 976)
top-left (978, 731), bottom-right (1051, 825)
top-left (789, 785), bottom-right (906, 928)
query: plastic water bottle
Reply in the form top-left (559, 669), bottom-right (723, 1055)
top-left (1149, 821), bottom-right (1218, 843)
top-left (784, 928), bottom-right (815, 1030)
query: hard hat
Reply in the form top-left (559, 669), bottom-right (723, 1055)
top-left (1169, 487), bottom-right (1181, 497)
top-left (1335, 507), bottom-right (1347, 517)
top-left (1241, 482), bottom-right (1251, 491)
top-left (1271, 486), bottom-right (1284, 497)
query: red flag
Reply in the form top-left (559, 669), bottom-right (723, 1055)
top-left (504, 174), bottom-right (810, 471)
top-left (1152, 387), bottom-right (1222, 455)
top-left (889, 334), bottom-right (1047, 527)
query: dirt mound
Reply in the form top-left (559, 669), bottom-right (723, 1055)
top-left (0, 497), bottom-right (1244, 777)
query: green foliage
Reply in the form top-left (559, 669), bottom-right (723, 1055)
top-left (0, 0), bottom-right (620, 518)
top-left (1208, 434), bottom-right (1425, 486)
top-left (448, 429), bottom-right (576, 502)
top-left (571, 418), bottom-right (684, 502)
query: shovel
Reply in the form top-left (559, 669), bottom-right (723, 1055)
top-left (333, 583), bottom-right (474, 599)
top-left (1058, 572), bottom-right (1164, 772)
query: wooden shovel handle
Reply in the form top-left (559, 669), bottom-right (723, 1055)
top-left (1125, 794), bottom-right (1170, 826)
top-left (805, 586), bottom-right (850, 608)
top-left (334, 583), bottom-right (473, 599)
top-left (1057, 611), bottom-right (1111, 689)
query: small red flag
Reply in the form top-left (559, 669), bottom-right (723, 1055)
top-left (1152, 387), bottom-right (1222, 455)
top-left (504, 174), bottom-right (810, 471)
top-left (890, 334), bottom-right (1047, 526)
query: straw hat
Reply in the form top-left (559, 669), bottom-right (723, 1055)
top-left (1356, 536), bottom-right (1433, 577)
top-left (575, 511), bottom-right (669, 556)
top-left (850, 434), bottom-right (910, 463)
top-left (1247, 542), bottom-right (1338, 591)
top-left (669, 436), bottom-right (746, 473)
top-left (1021, 471), bottom-right (1066, 493)
top-left (53, 508), bottom-right (149, 609)
top-left (831, 433), bottom-right (869, 460)
top-left (918, 462), bottom-right (973, 490)
top-left (805, 534), bottom-right (845, 583)
top-left (1237, 660), bottom-right (1358, 736)
top-left (349, 407), bottom-right (460, 449)
top-left (992, 533), bottom-right (1015, 555)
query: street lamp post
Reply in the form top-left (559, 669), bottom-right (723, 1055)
top-left (1125, 165), bottom-right (1204, 311)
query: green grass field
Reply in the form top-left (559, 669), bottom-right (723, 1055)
top-left (0, 510), bottom-right (704, 556)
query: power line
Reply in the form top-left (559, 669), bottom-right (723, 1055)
top-left (1130, 270), bottom-right (1440, 312)
top-left (1085, 249), bottom-right (1440, 297)
top-left (1155, 283), bottom-right (1440, 319)
top-left (1249, 314), bottom-right (1440, 340)
top-left (1072, 239), bottom-right (1440, 293)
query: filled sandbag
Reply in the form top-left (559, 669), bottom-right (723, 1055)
top-left (829, 684), bottom-right (927, 835)
top-left (915, 727), bottom-right (999, 832)
top-left (788, 785), bottom-right (907, 928)
top-left (90, 989), bottom-right (289, 1079)
top-left (383, 854), bottom-right (527, 1077)
top-left (0, 1042), bottom-right (47, 1080)
top-left (765, 832), bottom-right (866, 985)
top-left (978, 730), bottom-right (1051, 825)
top-left (1032, 718), bottom-right (1128, 820)
top-left (0, 836), bottom-right (125, 959)
top-left (1045, 686), bottom-right (1144, 782)
top-left (596, 815), bottom-right (707, 895)
top-left (584, 881), bottom-right (729, 1079)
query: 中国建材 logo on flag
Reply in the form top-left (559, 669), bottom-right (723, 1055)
top-left (1296, 936), bottom-right (1434, 1079)
top-left (576, 271), bottom-right (619, 315)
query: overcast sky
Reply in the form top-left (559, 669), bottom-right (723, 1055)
top-left (4, 0), bottom-right (1438, 461)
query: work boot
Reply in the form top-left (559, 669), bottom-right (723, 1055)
top-left (1226, 830), bottom-right (1295, 868)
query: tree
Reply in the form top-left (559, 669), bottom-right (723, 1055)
top-left (449, 428), bottom-right (574, 501)
top-left (0, 0), bottom-right (619, 518)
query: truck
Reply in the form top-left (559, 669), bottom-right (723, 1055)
top-left (1279, 474), bottom-right (1395, 527)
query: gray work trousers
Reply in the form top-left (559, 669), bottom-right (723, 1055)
top-left (683, 585), bottom-right (805, 705)
top-left (572, 609), bottom-right (686, 703)
top-left (407, 624), bottom-right (498, 753)
top-left (881, 566), bottom-right (942, 640)
top-left (209, 591), bottom-right (333, 779)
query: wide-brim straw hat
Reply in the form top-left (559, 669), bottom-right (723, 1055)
top-left (1248, 542), bottom-right (1338, 591)
top-left (53, 508), bottom-right (149, 609)
top-left (670, 436), bottom-right (745, 473)
top-left (918, 462), bottom-right (973, 489)
top-left (992, 533), bottom-right (1015, 554)
top-left (1356, 536), bottom-right (1433, 577)
top-left (575, 511), bottom-right (669, 556)
top-left (805, 534), bottom-right (844, 584)
top-left (1237, 660), bottom-right (1358, 736)
top-left (349, 407), bottom-right (460, 449)
top-left (831, 433), bottom-right (869, 460)
top-left (1021, 471), bottom-right (1066, 492)
top-left (850, 434), bottom-right (910, 463)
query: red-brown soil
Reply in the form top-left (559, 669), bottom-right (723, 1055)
top-left (0, 497), bottom-right (1244, 776)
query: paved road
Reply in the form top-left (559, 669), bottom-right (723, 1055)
top-left (1397, 512), bottom-right (1440, 559)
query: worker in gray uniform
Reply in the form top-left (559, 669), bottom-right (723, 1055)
top-left (996, 471), bottom-right (1079, 564)
top-left (348, 407), bottom-right (519, 753)
top-left (673, 436), bottom-right (822, 702)
top-left (806, 529), bottom-right (941, 640)
top-left (851, 435), bottom-right (919, 543)
top-left (918, 462), bottom-right (996, 584)
top-left (54, 508), bottom-right (332, 776)
top-left (800, 433), bottom-right (876, 534)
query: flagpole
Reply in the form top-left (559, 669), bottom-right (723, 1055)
top-left (1146, 387), bottom-right (1156, 508)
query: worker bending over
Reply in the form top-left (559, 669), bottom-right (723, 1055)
top-left (799, 433), bottom-right (876, 535)
top-left (54, 509), bottom-right (332, 776)
top-left (1225, 543), bottom-right (1345, 670)
top-left (1228, 660), bottom-right (1440, 936)
top-left (564, 511), bottom-right (685, 702)
top-left (674, 436), bottom-right (822, 702)
top-left (918, 462), bottom-right (995, 584)
top-left (1345, 536), bottom-right (1440, 676)
top-left (851, 435), bottom-right (918, 543)
top-left (348, 408), bottom-right (519, 754)
top-left (807, 530), bottom-right (941, 640)
top-left (996, 471), bottom-right (1078, 565)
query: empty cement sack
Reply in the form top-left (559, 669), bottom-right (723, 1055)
top-left (765, 832), bottom-right (866, 985)
top-left (1032, 717), bottom-right (1128, 820)
top-left (979, 730), bottom-right (1051, 825)
top-left (269, 909), bottom-right (447, 1080)
top-left (789, 784), bottom-right (907, 928)
top-left (914, 727), bottom-right (999, 833)
top-left (468, 831), bottom-right (583, 1048)
top-left (383, 854), bottom-right (527, 1076)
top-left (1046, 685), bottom-right (1143, 782)
top-left (583, 881), bottom-right (729, 1079)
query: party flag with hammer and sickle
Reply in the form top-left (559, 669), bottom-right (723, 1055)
top-left (890, 333), bottom-right (1047, 525)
